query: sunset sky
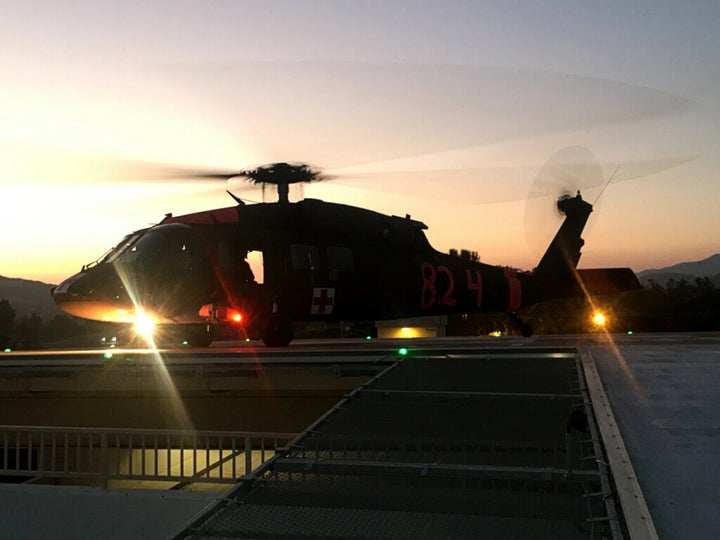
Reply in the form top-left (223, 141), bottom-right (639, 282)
top-left (2, 1), bottom-right (718, 284)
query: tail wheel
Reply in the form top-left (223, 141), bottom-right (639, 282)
top-left (506, 311), bottom-right (533, 338)
top-left (262, 312), bottom-right (293, 347)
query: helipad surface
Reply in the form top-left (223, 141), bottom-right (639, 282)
top-left (588, 334), bottom-right (720, 539)
top-left (0, 333), bottom-right (718, 539)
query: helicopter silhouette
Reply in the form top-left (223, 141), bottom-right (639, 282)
top-left (52, 162), bottom-right (640, 346)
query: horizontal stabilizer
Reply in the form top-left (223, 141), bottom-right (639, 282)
top-left (576, 268), bottom-right (640, 295)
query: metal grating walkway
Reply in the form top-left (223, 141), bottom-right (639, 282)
top-left (171, 349), bottom-right (625, 539)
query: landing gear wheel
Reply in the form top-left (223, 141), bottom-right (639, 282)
top-left (262, 313), bottom-right (293, 347)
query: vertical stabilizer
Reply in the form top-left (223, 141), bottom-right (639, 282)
top-left (533, 193), bottom-right (593, 297)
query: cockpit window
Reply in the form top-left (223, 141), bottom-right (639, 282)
top-left (119, 231), bottom-right (164, 267)
top-left (103, 233), bottom-right (142, 264)
top-left (108, 224), bottom-right (194, 270)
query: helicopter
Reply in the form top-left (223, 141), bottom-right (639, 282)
top-left (52, 162), bottom-right (640, 346)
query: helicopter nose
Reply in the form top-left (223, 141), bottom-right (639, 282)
top-left (52, 269), bottom-right (129, 321)
top-left (52, 272), bottom-right (88, 314)
top-left (53, 272), bottom-right (83, 300)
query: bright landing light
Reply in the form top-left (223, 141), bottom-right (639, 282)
top-left (133, 311), bottom-right (156, 342)
top-left (592, 311), bottom-right (607, 327)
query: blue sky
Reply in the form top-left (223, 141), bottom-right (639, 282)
top-left (1, 1), bottom-right (718, 283)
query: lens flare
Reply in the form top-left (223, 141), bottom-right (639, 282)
top-left (113, 261), bottom-right (194, 430)
top-left (133, 310), bottom-right (157, 342)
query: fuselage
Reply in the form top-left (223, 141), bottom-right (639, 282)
top-left (52, 199), bottom-right (536, 333)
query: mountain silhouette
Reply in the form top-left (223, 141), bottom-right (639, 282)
top-left (636, 253), bottom-right (720, 287)
top-left (0, 276), bottom-right (63, 320)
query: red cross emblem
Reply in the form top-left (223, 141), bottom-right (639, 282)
top-left (311, 288), bottom-right (335, 314)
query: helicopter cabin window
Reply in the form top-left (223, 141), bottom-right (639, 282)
top-left (246, 250), bottom-right (264, 284)
top-left (217, 241), bottom-right (264, 284)
top-left (291, 244), bottom-right (319, 271)
top-left (327, 246), bottom-right (354, 280)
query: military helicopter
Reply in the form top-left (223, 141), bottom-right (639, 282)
top-left (52, 161), bottom-right (640, 346)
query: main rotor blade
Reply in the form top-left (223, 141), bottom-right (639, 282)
top-left (183, 172), bottom-right (241, 181)
top-left (159, 62), bottom-right (697, 168)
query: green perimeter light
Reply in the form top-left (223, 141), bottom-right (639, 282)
top-left (398, 347), bottom-right (409, 356)
top-left (103, 352), bottom-right (113, 359)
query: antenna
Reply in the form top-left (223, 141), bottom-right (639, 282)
top-left (593, 165), bottom-right (620, 205)
top-left (226, 190), bottom-right (245, 206)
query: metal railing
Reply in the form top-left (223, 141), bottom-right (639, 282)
top-left (0, 425), bottom-right (296, 489)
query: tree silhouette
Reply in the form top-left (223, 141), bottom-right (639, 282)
top-left (15, 312), bottom-right (44, 350)
top-left (0, 299), bottom-right (15, 347)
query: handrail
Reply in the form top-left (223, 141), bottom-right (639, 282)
top-left (0, 425), bottom-right (296, 489)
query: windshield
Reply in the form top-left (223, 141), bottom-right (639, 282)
top-left (109, 224), bottom-right (196, 271)
top-left (115, 231), bottom-right (163, 267)
top-left (103, 233), bottom-right (143, 264)
top-left (82, 232), bottom-right (142, 270)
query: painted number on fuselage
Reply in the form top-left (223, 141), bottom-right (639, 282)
top-left (421, 263), bottom-right (521, 311)
top-left (466, 269), bottom-right (482, 307)
top-left (420, 262), bottom-right (458, 309)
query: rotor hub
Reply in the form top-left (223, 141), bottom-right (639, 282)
top-left (240, 162), bottom-right (324, 203)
